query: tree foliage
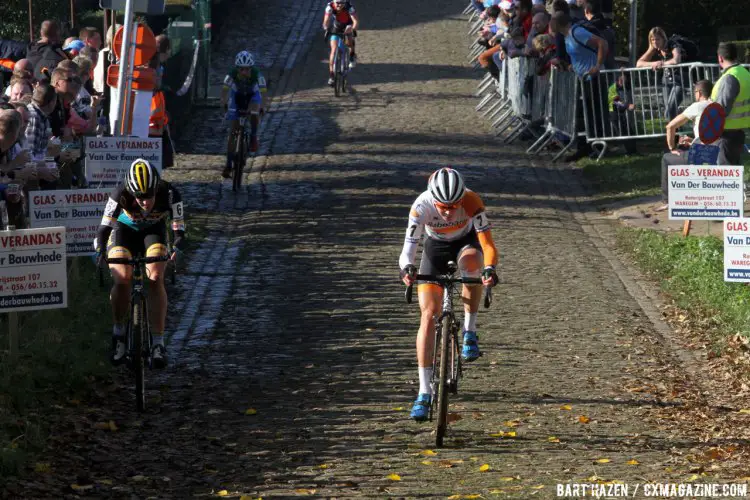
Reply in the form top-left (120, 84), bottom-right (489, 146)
top-left (0, 0), bottom-right (75, 41)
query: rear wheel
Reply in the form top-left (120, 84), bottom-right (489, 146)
top-left (333, 50), bottom-right (340, 97)
top-left (133, 296), bottom-right (147, 413)
top-left (435, 315), bottom-right (452, 448)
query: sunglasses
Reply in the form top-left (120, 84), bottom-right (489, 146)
top-left (135, 193), bottom-right (154, 201)
top-left (434, 202), bottom-right (459, 210)
top-left (61, 76), bottom-right (82, 84)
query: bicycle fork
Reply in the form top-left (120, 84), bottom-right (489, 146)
top-left (428, 288), bottom-right (462, 419)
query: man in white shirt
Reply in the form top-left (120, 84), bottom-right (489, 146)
top-left (658, 79), bottom-right (713, 210)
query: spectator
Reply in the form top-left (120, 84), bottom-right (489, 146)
top-left (608, 69), bottom-right (638, 155)
top-left (25, 83), bottom-right (58, 161)
top-left (506, 26), bottom-right (529, 58)
top-left (551, 0), bottom-right (571, 68)
top-left (550, 11), bottom-right (609, 161)
top-left (514, 0), bottom-right (533, 39)
top-left (712, 42), bottom-right (750, 166)
top-left (62, 39), bottom-right (86, 58)
top-left (477, 6), bottom-right (502, 49)
top-left (9, 100), bottom-right (31, 145)
top-left (568, 0), bottom-right (585, 21)
top-left (7, 78), bottom-right (33, 102)
top-left (533, 34), bottom-right (557, 75)
top-left (79, 27), bottom-right (103, 51)
top-left (72, 56), bottom-right (96, 118)
top-left (26, 20), bottom-right (69, 81)
top-left (583, 0), bottom-right (615, 69)
top-left (657, 80), bottom-right (714, 210)
top-left (148, 55), bottom-right (173, 169)
top-left (524, 11), bottom-right (551, 55)
top-left (0, 110), bottom-right (35, 228)
top-left (3, 60), bottom-right (34, 98)
top-left (636, 27), bottom-right (684, 120)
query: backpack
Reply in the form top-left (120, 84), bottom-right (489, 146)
top-left (570, 20), bottom-right (615, 68)
top-left (669, 34), bottom-right (700, 63)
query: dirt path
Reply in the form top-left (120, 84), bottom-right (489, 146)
top-left (5, 0), bottom-right (750, 498)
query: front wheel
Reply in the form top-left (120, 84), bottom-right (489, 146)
top-left (232, 129), bottom-right (245, 192)
top-left (132, 296), bottom-right (148, 412)
top-left (435, 315), bottom-right (452, 448)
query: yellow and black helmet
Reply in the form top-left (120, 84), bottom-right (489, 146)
top-left (126, 159), bottom-right (158, 197)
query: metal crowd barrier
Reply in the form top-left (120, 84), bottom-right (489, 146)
top-left (527, 67), bottom-right (579, 161)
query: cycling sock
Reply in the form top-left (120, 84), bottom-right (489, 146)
top-left (113, 323), bottom-right (125, 338)
top-left (418, 366), bottom-right (433, 395)
top-left (464, 312), bottom-right (477, 333)
top-left (152, 334), bottom-right (165, 347)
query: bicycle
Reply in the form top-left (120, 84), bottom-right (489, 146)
top-left (229, 115), bottom-right (250, 192)
top-left (105, 254), bottom-right (172, 412)
top-left (405, 261), bottom-right (492, 447)
top-left (331, 33), bottom-right (351, 97)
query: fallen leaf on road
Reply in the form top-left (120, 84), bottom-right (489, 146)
top-left (548, 436), bottom-right (560, 443)
top-left (217, 490), bottom-right (229, 497)
top-left (392, 407), bottom-right (405, 411)
top-left (627, 459), bottom-right (639, 465)
top-left (207, 409), bottom-right (224, 415)
top-left (294, 489), bottom-right (316, 495)
top-left (130, 475), bottom-right (147, 482)
top-left (420, 450), bottom-right (437, 456)
top-left (34, 462), bottom-right (51, 473)
top-left (504, 420), bottom-right (519, 427)
top-left (70, 484), bottom-right (93, 491)
top-left (479, 464), bottom-right (490, 472)
top-left (578, 415), bottom-right (591, 424)
top-left (469, 457), bottom-right (479, 462)
top-left (738, 409), bottom-right (750, 414)
top-left (448, 495), bottom-right (483, 499)
top-left (438, 460), bottom-right (455, 468)
top-left (421, 460), bottom-right (433, 466)
top-left (387, 473), bottom-right (401, 481)
top-left (93, 420), bottom-right (118, 431)
top-left (560, 404), bottom-right (572, 411)
top-left (500, 476), bottom-right (517, 481)
top-left (448, 413), bottom-right (462, 423)
top-left (595, 458), bottom-right (610, 464)
top-left (490, 431), bottom-right (517, 438)
top-left (318, 464), bottom-right (329, 469)
top-left (687, 474), bottom-right (700, 482)
top-left (532, 485), bottom-right (545, 489)
top-left (245, 408), bottom-right (257, 415)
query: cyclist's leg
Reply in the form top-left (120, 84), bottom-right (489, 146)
top-left (223, 118), bottom-right (240, 177)
top-left (144, 223), bottom-right (170, 367)
top-left (107, 224), bottom-right (136, 363)
top-left (328, 36), bottom-right (339, 83)
top-left (348, 31), bottom-right (356, 60)
top-left (457, 232), bottom-right (484, 361)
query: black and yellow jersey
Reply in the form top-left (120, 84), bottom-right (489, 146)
top-left (100, 180), bottom-right (185, 233)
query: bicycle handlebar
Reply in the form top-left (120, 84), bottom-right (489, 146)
top-left (404, 274), bottom-right (493, 308)
top-left (106, 255), bottom-right (171, 265)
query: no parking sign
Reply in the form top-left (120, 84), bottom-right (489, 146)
top-left (697, 102), bottom-right (726, 145)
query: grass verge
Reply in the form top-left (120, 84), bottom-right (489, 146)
top-left (0, 213), bottom-right (207, 479)
top-left (0, 260), bottom-right (111, 478)
top-left (617, 228), bottom-right (750, 342)
top-left (578, 152), bottom-right (662, 201)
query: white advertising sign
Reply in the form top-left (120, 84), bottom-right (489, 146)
top-left (668, 165), bottom-right (744, 220)
top-left (29, 189), bottom-right (110, 256)
top-left (0, 227), bottom-right (67, 312)
top-left (724, 219), bottom-right (750, 282)
top-left (85, 137), bottom-right (162, 185)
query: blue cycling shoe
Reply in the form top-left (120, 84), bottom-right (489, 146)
top-left (462, 331), bottom-right (480, 362)
top-left (410, 393), bottom-right (432, 422)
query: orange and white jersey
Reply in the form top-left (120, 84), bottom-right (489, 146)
top-left (399, 189), bottom-right (497, 269)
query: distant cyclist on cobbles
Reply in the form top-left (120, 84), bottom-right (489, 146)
top-left (220, 50), bottom-right (267, 179)
top-left (94, 159), bottom-right (186, 369)
top-left (399, 168), bottom-right (499, 421)
top-left (322, 0), bottom-right (359, 86)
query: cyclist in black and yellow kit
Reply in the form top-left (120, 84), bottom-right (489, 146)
top-left (94, 159), bottom-right (186, 368)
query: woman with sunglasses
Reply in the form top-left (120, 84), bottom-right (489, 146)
top-left (94, 159), bottom-right (187, 369)
top-left (399, 167), bottom-right (499, 421)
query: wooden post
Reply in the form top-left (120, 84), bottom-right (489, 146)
top-left (6, 224), bottom-right (18, 356)
top-left (682, 220), bottom-right (692, 237)
top-left (28, 0), bottom-right (34, 42)
top-left (70, 0), bottom-right (75, 29)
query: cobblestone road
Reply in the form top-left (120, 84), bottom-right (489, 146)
top-left (5, 0), bottom-right (750, 498)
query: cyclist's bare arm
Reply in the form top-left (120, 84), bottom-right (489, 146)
top-left (349, 12), bottom-right (359, 31)
top-left (322, 11), bottom-right (331, 30)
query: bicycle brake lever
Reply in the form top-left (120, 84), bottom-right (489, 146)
top-left (405, 284), bottom-right (413, 304)
top-left (483, 286), bottom-right (492, 309)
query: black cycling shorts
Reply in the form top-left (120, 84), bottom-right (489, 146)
top-left (107, 221), bottom-right (169, 259)
top-left (418, 230), bottom-right (482, 280)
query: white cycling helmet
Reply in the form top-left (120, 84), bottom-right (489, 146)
top-left (126, 158), bottom-right (159, 197)
top-left (428, 167), bottom-right (465, 205)
top-left (235, 50), bottom-right (255, 68)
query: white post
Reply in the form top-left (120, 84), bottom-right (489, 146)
top-left (115, 0), bottom-right (136, 136)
